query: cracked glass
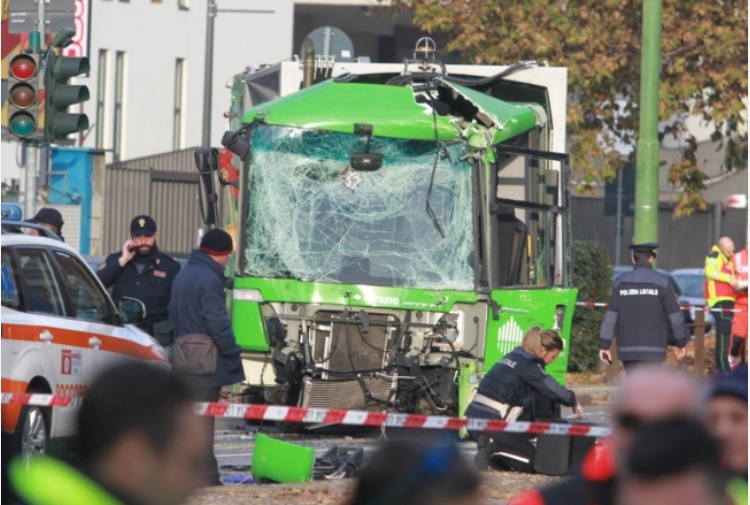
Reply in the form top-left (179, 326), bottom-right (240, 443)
top-left (243, 125), bottom-right (475, 290)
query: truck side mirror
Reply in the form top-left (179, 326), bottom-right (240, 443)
top-left (222, 128), bottom-right (250, 161)
top-left (194, 148), bottom-right (219, 226)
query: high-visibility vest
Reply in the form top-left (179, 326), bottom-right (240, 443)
top-left (705, 245), bottom-right (736, 306)
top-left (734, 248), bottom-right (748, 307)
top-left (9, 455), bottom-right (124, 505)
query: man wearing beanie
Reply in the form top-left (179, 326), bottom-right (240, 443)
top-left (25, 207), bottom-right (65, 241)
top-left (170, 228), bottom-right (245, 487)
top-left (97, 214), bottom-right (181, 338)
top-left (706, 365), bottom-right (748, 505)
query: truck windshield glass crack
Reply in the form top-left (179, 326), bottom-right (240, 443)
top-left (243, 125), bottom-right (475, 290)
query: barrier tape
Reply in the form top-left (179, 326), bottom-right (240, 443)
top-left (1, 393), bottom-right (612, 438)
top-left (576, 301), bottom-right (741, 313)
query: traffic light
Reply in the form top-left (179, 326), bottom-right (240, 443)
top-left (7, 52), bottom-right (40, 139)
top-left (45, 53), bottom-right (90, 141)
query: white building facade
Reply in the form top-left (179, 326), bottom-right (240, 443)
top-left (2, 0), bottom-right (293, 184)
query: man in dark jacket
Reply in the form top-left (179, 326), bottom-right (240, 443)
top-left (598, 243), bottom-right (687, 373)
top-left (97, 214), bottom-right (181, 338)
top-left (170, 228), bottom-right (245, 486)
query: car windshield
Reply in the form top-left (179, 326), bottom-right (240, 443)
top-left (242, 125), bottom-right (475, 290)
top-left (673, 273), bottom-right (704, 298)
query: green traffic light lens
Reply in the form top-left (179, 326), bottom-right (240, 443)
top-left (9, 112), bottom-right (36, 138)
top-left (9, 83), bottom-right (36, 108)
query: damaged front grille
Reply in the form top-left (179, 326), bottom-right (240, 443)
top-left (301, 375), bottom-right (395, 410)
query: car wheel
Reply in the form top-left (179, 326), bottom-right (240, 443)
top-left (12, 405), bottom-right (49, 465)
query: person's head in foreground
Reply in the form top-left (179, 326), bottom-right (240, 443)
top-left (610, 364), bottom-right (702, 468)
top-left (616, 417), bottom-right (731, 505)
top-left (706, 364), bottom-right (748, 477)
top-left (349, 437), bottom-right (484, 505)
top-left (78, 362), bottom-right (207, 505)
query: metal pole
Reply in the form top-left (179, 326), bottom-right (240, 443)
top-left (24, 144), bottom-right (38, 219)
top-left (615, 168), bottom-right (623, 266)
top-left (202, 0), bottom-right (216, 147)
top-left (634, 0), bottom-right (662, 246)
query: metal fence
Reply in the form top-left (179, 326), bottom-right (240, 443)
top-left (99, 149), bottom-right (201, 257)
top-left (572, 196), bottom-right (748, 270)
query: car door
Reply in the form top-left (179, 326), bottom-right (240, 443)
top-left (50, 249), bottom-right (168, 382)
top-left (10, 246), bottom-right (93, 439)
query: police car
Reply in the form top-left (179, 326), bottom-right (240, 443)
top-left (1, 220), bottom-right (169, 461)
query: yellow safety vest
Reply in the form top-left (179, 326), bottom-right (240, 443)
top-left (705, 245), bottom-right (736, 306)
top-left (10, 455), bottom-right (124, 505)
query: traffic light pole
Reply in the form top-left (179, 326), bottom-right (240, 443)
top-left (23, 143), bottom-right (39, 220)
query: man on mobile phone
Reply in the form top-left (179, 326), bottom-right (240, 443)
top-left (97, 215), bottom-right (181, 338)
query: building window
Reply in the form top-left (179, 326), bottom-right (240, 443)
top-left (113, 51), bottom-right (125, 162)
top-left (178, 0), bottom-right (188, 10)
top-left (173, 58), bottom-right (185, 150)
top-left (95, 50), bottom-right (108, 150)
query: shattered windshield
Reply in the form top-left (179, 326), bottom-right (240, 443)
top-left (242, 125), bottom-right (475, 290)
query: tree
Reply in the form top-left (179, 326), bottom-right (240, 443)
top-left (569, 241), bottom-right (612, 371)
top-left (396, 0), bottom-right (748, 216)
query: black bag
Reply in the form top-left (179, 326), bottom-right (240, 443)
top-left (171, 334), bottom-right (218, 375)
top-left (152, 319), bottom-right (174, 347)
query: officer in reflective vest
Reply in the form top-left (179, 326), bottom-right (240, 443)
top-left (705, 237), bottom-right (738, 372)
top-left (730, 246), bottom-right (748, 370)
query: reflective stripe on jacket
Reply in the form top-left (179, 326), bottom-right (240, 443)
top-left (705, 245), bottom-right (736, 306)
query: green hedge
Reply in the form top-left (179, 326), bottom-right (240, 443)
top-left (569, 241), bottom-right (613, 371)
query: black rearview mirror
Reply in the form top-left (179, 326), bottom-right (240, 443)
top-left (194, 148), bottom-right (219, 226)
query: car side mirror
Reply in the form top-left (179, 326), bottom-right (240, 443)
top-left (119, 297), bottom-right (146, 325)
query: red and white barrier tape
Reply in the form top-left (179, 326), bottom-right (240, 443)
top-left (576, 301), bottom-right (741, 313)
top-left (1, 393), bottom-right (612, 438)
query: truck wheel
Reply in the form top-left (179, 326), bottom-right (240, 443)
top-left (11, 405), bottom-right (49, 465)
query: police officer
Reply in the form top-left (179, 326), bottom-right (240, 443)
top-left (97, 215), bottom-right (181, 338)
top-left (599, 243), bottom-right (687, 373)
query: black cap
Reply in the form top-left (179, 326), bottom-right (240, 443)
top-left (26, 207), bottom-right (64, 230)
top-left (130, 215), bottom-right (157, 237)
top-left (629, 242), bottom-right (659, 254)
top-left (199, 228), bottom-right (233, 256)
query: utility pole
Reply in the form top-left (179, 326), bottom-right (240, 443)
top-left (634, 0), bottom-right (662, 248)
top-left (201, 0), bottom-right (216, 148)
top-left (201, 2), bottom-right (274, 148)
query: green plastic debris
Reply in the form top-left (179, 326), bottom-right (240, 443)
top-left (252, 432), bottom-right (315, 483)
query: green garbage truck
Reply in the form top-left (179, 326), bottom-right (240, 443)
top-left (196, 40), bottom-right (577, 421)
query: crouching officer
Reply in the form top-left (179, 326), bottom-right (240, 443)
top-left (97, 215), bottom-right (181, 339)
top-left (599, 242), bottom-right (688, 373)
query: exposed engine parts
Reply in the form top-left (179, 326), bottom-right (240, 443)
top-left (264, 306), bottom-right (467, 415)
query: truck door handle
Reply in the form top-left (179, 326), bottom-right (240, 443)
top-left (89, 337), bottom-right (102, 350)
top-left (39, 330), bottom-right (53, 343)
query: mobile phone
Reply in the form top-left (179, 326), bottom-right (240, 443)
top-left (128, 245), bottom-right (136, 253)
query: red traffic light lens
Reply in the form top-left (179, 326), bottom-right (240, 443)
top-left (8, 112), bottom-right (36, 138)
top-left (9, 83), bottom-right (36, 108)
top-left (10, 54), bottom-right (37, 81)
